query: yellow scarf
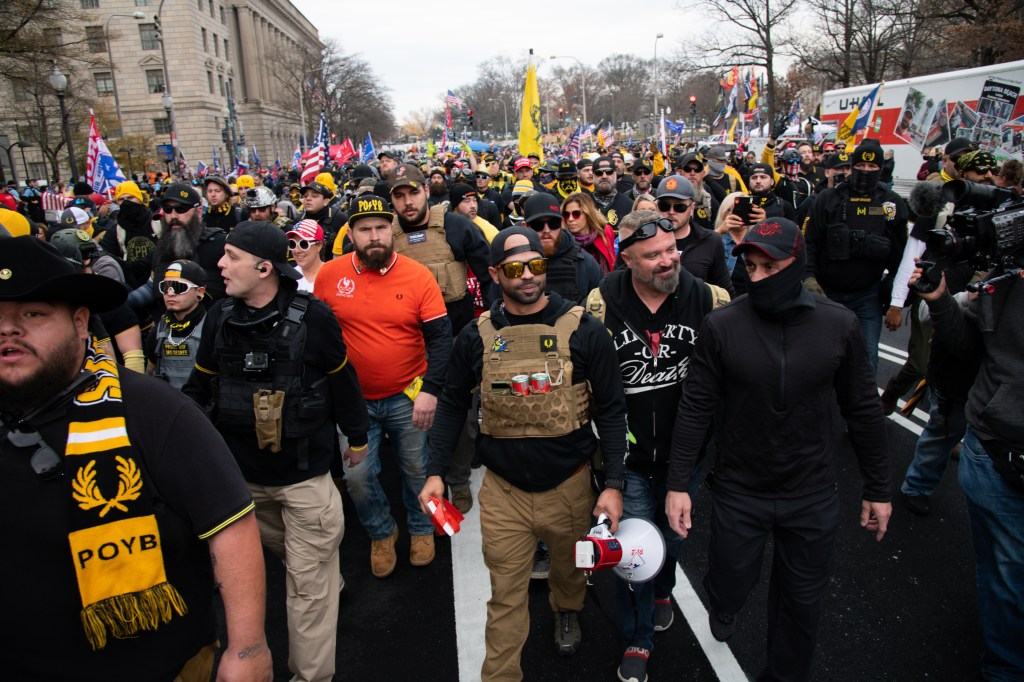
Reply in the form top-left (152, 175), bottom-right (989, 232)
top-left (67, 340), bottom-right (186, 649)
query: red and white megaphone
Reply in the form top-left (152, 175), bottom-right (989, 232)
top-left (575, 514), bottom-right (666, 583)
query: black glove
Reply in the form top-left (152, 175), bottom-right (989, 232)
top-left (771, 116), bottom-right (788, 140)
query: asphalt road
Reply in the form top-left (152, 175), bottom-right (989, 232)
top-left (236, 319), bottom-right (984, 682)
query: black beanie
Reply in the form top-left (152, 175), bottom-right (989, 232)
top-left (850, 139), bottom-right (884, 166)
top-left (449, 183), bottom-right (475, 206)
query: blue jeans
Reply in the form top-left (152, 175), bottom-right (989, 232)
top-left (825, 285), bottom-right (882, 376)
top-left (614, 468), bottom-right (686, 651)
top-left (342, 392), bottom-right (433, 539)
top-left (958, 428), bottom-right (1024, 681)
top-left (901, 390), bottom-right (967, 497)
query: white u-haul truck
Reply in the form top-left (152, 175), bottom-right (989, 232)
top-left (821, 61), bottom-right (1024, 194)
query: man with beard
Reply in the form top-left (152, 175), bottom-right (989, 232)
top-left (804, 139), bottom-right (908, 375)
top-left (184, 222), bottom-right (368, 682)
top-left (0, 236), bottom-right (271, 681)
top-left (591, 156), bottom-right (634, 229)
top-left (798, 141), bottom-right (828, 191)
top-left (201, 176), bottom-right (241, 230)
top-left (627, 157), bottom-right (659, 201)
top-left (747, 162), bottom-right (798, 222)
top-left (585, 211), bottom-right (726, 682)
top-left (657, 176), bottom-right (735, 296)
top-left (154, 183), bottom-right (227, 301)
top-left (470, 168), bottom-right (503, 227)
top-left (389, 164), bottom-right (494, 334)
top-left (314, 195), bottom-right (452, 579)
top-left (298, 181), bottom-right (345, 258)
top-left (610, 151), bottom-right (633, 193)
top-left (427, 167), bottom-right (449, 207)
top-left (374, 150), bottom-right (400, 198)
top-left (522, 193), bottom-right (602, 304)
top-left (956, 149), bottom-right (999, 185)
top-left (674, 153), bottom-right (720, 231)
top-left (419, 226), bottom-right (628, 679)
top-left (450, 183), bottom-right (499, 241)
top-left (666, 218), bottom-right (890, 682)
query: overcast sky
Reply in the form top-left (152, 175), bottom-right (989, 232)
top-left (291, 1), bottom-right (698, 123)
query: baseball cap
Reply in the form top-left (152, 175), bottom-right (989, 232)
top-left (162, 183), bottom-right (202, 208)
top-left (203, 176), bottom-right (232, 193)
top-left (733, 218), bottom-right (805, 260)
top-left (513, 157), bottom-right (533, 171)
top-left (823, 153), bottom-right (851, 170)
top-left (235, 174), bottom-right (256, 189)
top-left (822, 141), bottom-right (836, 151)
top-left (388, 164), bottom-right (426, 192)
top-left (748, 162), bottom-right (775, 178)
top-left (655, 175), bottom-right (696, 201)
top-left (0, 236), bottom-right (127, 312)
top-left (301, 181), bottom-right (332, 198)
top-left (944, 138), bottom-right (974, 158)
top-left (59, 207), bottom-right (91, 228)
top-left (557, 157), bottom-right (578, 177)
top-left (163, 259), bottom-right (207, 287)
top-left (632, 158), bottom-right (654, 173)
top-left (225, 221), bottom-right (302, 280)
top-left (592, 156), bottom-right (615, 174)
top-left (675, 153), bottom-right (705, 170)
top-left (378, 150), bottom-right (398, 161)
top-left (347, 194), bottom-right (394, 225)
top-left (706, 145), bottom-right (729, 161)
top-left (286, 219), bottom-right (325, 244)
top-left (522, 193), bottom-right (562, 224)
top-left (489, 226), bottom-right (545, 266)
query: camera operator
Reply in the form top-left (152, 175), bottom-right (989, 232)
top-left (910, 255), bottom-right (1024, 679)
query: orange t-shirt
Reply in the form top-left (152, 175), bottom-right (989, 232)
top-left (314, 252), bottom-right (447, 400)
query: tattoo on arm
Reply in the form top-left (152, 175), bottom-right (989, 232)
top-left (210, 552), bottom-right (218, 568)
top-left (237, 643), bottom-right (265, 660)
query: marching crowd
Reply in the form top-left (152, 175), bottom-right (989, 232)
top-left (1, 115), bottom-right (1022, 682)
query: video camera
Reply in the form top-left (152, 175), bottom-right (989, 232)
top-left (926, 181), bottom-right (1024, 269)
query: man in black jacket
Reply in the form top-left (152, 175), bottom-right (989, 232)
top-left (656, 175), bottom-right (735, 296)
top-left (666, 217), bottom-right (891, 682)
top-left (522, 193), bottom-right (602, 304)
top-left (419, 226), bottom-right (628, 681)
top-left (588, 210), bottom-right (725, 682)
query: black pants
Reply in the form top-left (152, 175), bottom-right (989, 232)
top-left (704, 484), bottom-right (839, 682)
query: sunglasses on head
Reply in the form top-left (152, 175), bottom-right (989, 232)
top-left (657, 199), bottom-right (692, 213)
top-left (6, 427), bottom-right (63, 480)
top-left (159, 279), bottom-right (200, 296)
top-left (288, 238), bottom-right (320, 251)
top-left (528, 218), bottom-right (561, 232)
top-left (618, 217), bottom-right (675, 251)
top-left (594, 169), bottom-right (615, 177)
top-left (163, 204), bottom-right (193, 215)
top-left (562, 209), bottom-right (583, 220)
top-left (497, 258), bottom-right (548, 278)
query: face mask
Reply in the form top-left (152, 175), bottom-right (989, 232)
top-left (708, 161), bottom-right (727, 175)
top-left (557, 179), bottom-right (579, 196)
top-left (832, 172), bottom-right (847, 187)
top-left (116, 200), bottom-right (149, 227)
top-left (745, 251), bottom-right (814, 319)
top-left (849, 168), bottom-right (880, 195)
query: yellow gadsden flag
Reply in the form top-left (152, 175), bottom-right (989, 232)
top-left (519, 52), bottom-right (542, 160)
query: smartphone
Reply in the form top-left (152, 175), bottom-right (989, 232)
top-left (733, 195), bottom-right (754, 224)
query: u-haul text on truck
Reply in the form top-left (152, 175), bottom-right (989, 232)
top-left (821, 61), bottom-right (1024, 194)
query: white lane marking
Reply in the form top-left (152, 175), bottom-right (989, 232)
top-left (876, 387), bottom-right (931, 423)
top-left (879, 343), bottom-right (909, 358)
top-left (879, 351), bottom-right (906, 366)
top-left (673, 563), bottom-right (749, 681)
top-left (453, 467), bottom-right (488, 681)
top-left (888, 411), bottom-right (924, 436)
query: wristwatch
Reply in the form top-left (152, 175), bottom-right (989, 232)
top-left (604, 477), bottom-right (627, 492)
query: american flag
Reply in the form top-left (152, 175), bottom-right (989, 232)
top-left (580, 124), bottom-right (594, 141)
top-left (566, 125), bottom-right (581, 160)
top-left (196, 160), bottom-right (208, 177)
top-left (300, 113), bottom-right (328, 185)
top-left (445, 103), bottom-right (452, 130)
top-left (85, 111), bottom-right (126, 194)
top-left (446, 90), bottom-right (462, 109)
top-left (292, 143), bottom-right (301, 170)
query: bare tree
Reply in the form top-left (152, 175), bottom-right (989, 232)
top-left (672, 0), bottom-right (800, 124)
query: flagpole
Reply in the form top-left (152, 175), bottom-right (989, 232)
top-left (862, 81), bottom-right (886, 140)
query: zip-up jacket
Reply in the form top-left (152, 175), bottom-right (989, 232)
top-left (667, 293), bottom-right (890, 501)
top-left (426, 292), bottom-right (628, 492)
top-left (597, 268), bottom-right (715, 478)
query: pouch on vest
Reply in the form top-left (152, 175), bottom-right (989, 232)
top-left (253, 389), bottom-right (285, 453)
top-left (826, 223), bottom-right (851, 261)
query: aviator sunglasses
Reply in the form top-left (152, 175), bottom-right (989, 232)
top-left (497, 258), bottom-right (548, 278)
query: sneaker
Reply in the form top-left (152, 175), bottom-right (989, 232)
top-left (902, 491), bottom-right (931, 516)
top-left (653, 598), bottom-right (674, 632)
top-left (554, 610), bottom-right (582, 656)
top-left (450, 487), bottom-right (473, 514)
top-left (617, 646), bottom-right (650, 682)
top-left (709, 610), bottom-right (735, 642)
top-left (410, 533), bottom-right (436, 567)
top-left (370, 528), bottom-right (398, 578)
top-left (531, 544), bottom-right (551, 580)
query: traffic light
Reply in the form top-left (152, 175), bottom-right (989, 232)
top-left (153, 15), bottom-right (162, 41)
top-left (238, 133), bottom-right (245, 146)
top-left (467, 109), bottom-right (474, 127)
top-left (689, 95), bottom-right (697, 117)
top-left (221, 128), bottom-right (230, 145)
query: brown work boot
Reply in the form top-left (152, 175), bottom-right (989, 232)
top-left (370, 528), bottom-right (398, 578)
top-left (410, 534), bottom-right (435, 567)
top-left (451, 487), bottom-right (473, 514)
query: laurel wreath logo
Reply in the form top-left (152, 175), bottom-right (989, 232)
top-left (72, 457), bottom-right (143, 517)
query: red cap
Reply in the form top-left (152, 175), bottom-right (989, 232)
top-left (513, 157), bottom-right (533, 171)
top-left (286, 219), bottom-right (324, 243)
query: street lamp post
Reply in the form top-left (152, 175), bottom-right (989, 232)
top-left (653, 33), bottom-right (664, 128)
top-left (550, 55), bottom-right (587, 129)
top-left (0, 133), bottom-right (21, 185)
top-left (15, 125), bottom-right (32, 180)
top-left (104, 11), bottom-right (146, 132)
top-left (161, 91), bottom-right (174, 175)
top-left (48, 63), bottom-right (78, 181)
top-left (488, 98), bottom-right (508, 139)
top-left (156, 0), bottom-right (177, 157)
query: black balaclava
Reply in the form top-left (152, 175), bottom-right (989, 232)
top-left (744, 250), bottom-right (815, 320)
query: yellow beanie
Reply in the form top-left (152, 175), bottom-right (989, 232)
top-left (314, 172), bottom-right (337, 196)
top-left (236, 174), bottom-right (255, 189)
top-left (114, 181), bottom-right (144, 204)
top-left (0, 208), bottom-right (31, 237)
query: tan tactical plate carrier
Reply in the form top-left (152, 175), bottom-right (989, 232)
top-left (392, 204), bottom-right (468, 303)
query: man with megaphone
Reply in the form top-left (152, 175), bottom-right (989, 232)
top-left (666, 217), bottom-right (892, 682)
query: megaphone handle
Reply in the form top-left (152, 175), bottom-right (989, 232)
top-left (596, 513), bottom-right (610, 527)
